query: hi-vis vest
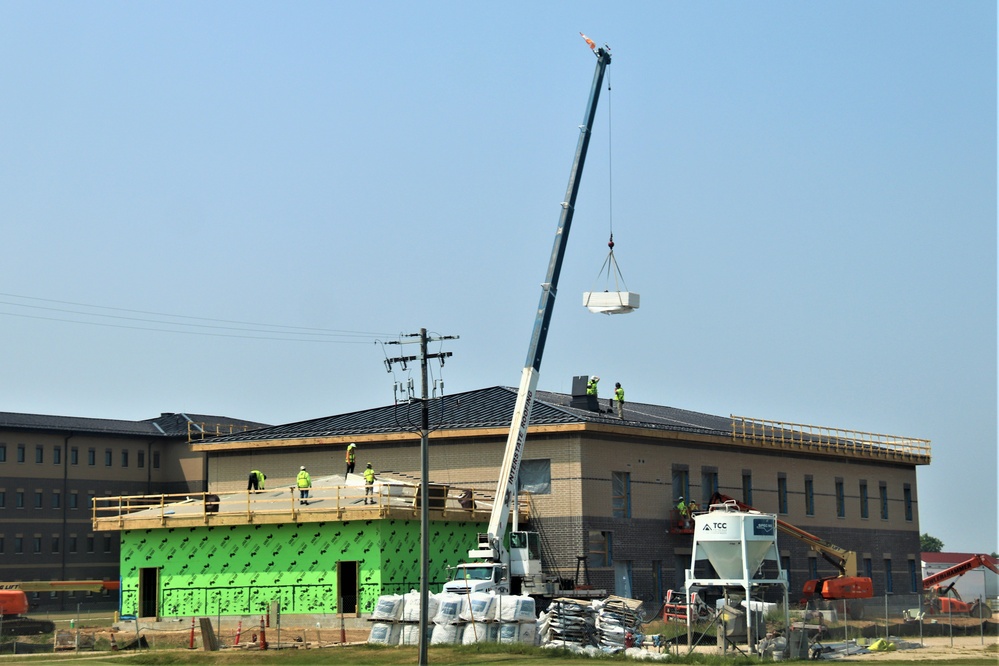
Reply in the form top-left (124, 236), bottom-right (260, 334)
top-left (346, 448), bottom-right (356, 463)
top-left (297, 471), bottom-right (311, 488)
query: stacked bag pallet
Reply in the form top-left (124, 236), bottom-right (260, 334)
top-left (367, 593), bottom-right (404, 645)
top-left (538, 598), bottom-right (596, 648)
top-left (369, 591), bottom-right (538, 646)
top-left (595, 596), bottom-right (645, 651)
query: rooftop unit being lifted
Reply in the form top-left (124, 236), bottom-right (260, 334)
top-left (583, 233), bottom-right (639, 314)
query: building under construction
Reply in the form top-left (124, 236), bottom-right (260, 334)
top-left (94, 379), bottom-right (930, 618)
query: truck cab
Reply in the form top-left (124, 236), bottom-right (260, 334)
top-left (443, 563), bottom-right (508, 596)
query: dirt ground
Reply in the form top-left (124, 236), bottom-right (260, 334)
top-left (851, 635), bottom-right (997, 661)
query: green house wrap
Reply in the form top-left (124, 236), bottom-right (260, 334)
top-left (119, 518), bottom-right (488, 617)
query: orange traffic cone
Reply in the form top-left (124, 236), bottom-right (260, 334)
top-left (234, 620), bottom-right (242, 646)
top-left (259, 615), bottom-right (268, 650)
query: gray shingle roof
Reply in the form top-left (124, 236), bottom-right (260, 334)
top-left (198, 386), bottom-right (733, 445)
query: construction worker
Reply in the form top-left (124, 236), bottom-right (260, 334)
top-left (613, 382), bottom-right (625, 419)
top-left (586, 375), bottom-right (600, 396)
top-left (247, 469), bottom-right (265, 492)
top-left (676, 496), bottom-right (687, 528)
top-left (297, 465), bottom-right (312, 505)
top-left (363, 463), bottom-right (376, 504)
top-left (345, 443), bottom-right (356, 476)
top-left (687, 498), bottom-right (699, 517)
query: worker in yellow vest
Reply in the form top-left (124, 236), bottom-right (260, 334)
top-left (345, 443), bottom-right (356, 475)
top-left (297, 466), bottom-right (312, 505)
top-left (247, 469), bottom-right (265, 492)
top-left (363, 463), bottom-right (376, 505)
top-left (613, 382), bottom-right (625, 419)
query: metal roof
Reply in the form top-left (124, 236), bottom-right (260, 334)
top-left (197, 386), bottom-right (734, 445)
top-left (0, 411), bottom-right (268, 438)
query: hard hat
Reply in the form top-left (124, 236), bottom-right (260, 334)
top-left (679, 496), bottom-right (683, 500)
top-left (300, 465), bottom-right (306, 470)
top-left (366, 462), bottom-right (372, 467)
top-left (348, 443), bottom-right (356, 448)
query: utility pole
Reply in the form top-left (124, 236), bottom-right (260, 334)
top-left (383, 328), bottom-right (457, 666)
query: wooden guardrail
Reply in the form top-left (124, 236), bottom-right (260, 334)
top-left (730, 415), bottom-right (931, 463)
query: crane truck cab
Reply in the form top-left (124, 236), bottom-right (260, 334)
top-left (443, 530), bottom-right (546, 596)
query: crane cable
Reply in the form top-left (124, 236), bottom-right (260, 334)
top-left (590, 68), bottom-right (630, 293)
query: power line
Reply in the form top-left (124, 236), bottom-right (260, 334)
top-left (0, 292), bottom-right (394, 343)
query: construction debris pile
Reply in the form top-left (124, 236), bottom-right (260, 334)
top-left (367, 590), bottom-right (537, 646)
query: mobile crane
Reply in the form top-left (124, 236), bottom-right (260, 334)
top-left (708, 494), bottom-right (873, 608)
top-left (442, 38), bottom-right (611, 600)
top-left (921, 554), bottom-right (997, 618)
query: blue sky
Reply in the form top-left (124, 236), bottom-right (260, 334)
top-left (1, 2), bottom-right (994, 554)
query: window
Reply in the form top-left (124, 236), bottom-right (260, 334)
top-left (16, 491), bottom-right (25, 509)
top-left (777, 475), bottom-right (788, 514)
top-left (781, 555), bottom-right (791, 575)
top-left (672, 467), bottom-right (689, 503)
top-left (51, 536), bottom-right (60, 554)
top-left (804, 476), bottom-right (814, 516)
top-left (518, 459), bottom-right (551, 494)
top-left (51, 492), bottom-right (61, 509)
top-left (69, 536), bottom-right (78, 553)
top-left (884, 559), bottom-right (893, 593)
top-left (859, 481), bottom-right (869, 519)
top-left (104, 449), bottom-right (112, 467)
top-left (152, 451), bottom-right (160, 469)
top-left (588, 530), bottom-right (612, 568)
top-left (87, 448), bottom-right (96, 466)
top-left (137, 450), bottom-right (145, 469)
top-left (808, 557), bottom-right (818, 580)
top-left (879, 482), bottom-right (889, 519)
top-left (15, 537), bottom-right (23, 554)
top-left (69, 492), bottom-right (78, 510)
top-left (612, 471), bottom-right (631, 518)
top-left (0, 491), bottom-right (5, 508)
top-left (35, 446), bottom-right (43, 464)
top-left (864, 557), bottom-right (873, 579)
top-left (53, 446), bottom-right (61, 465)
top-left (70, 447), bottom-right (79, 465)
top-left (742, 471), bottom-right (753, 506)
top-left (34, 491), bottom-right (43, 509)
top-left (903, 484), bottom-right (913, 522)
top-left (103, 535), bottom-right (112, 553)
top-left (86, 536), bottom-right (95, 553)
top-left (701, 469), bottom-right (718, 506)
top-left (17, 444), bottom-right (25, 463)
top-left (32, 537), bottom-right (41, 554)
top-left (908, 559), bottom-right (919, 592)
top-left (0, 536), bottom-right (4, 553)
top-left (120, 449), bottom-right (128, 467)
top-left (0, 444), bottom-right (5, 462)
top-left (835, 479), bottom-right (845, 518)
